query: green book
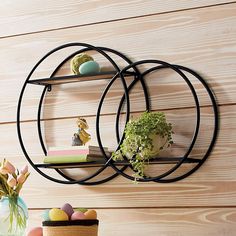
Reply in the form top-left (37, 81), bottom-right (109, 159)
top-left (43, 154), bottom-right (106, 164)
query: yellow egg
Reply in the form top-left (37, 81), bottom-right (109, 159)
top-left (49, 208), bottom-right (69, 221)
top-left (84, 210), bottom-right (97, 219)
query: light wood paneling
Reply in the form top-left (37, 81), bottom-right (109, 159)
top-left (0, 0), bottom-right (233, 38)
top-left (27, 208), bottom-right (236, 236)
top-left (1, 105), bottom-right (235, 208)
top-left (0, 2), bottom-right (235, 235)
top-left (0, 4), bottom-right (235, 123)
top-left (20, 178), bottom-right (236, 208)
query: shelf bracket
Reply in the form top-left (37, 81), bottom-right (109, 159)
top-left (47, 85), bottom-right (52, 92)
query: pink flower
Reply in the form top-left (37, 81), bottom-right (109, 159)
top-left (17, 173), bottom-right (26, 184)
top-left (1, 160), bottom-right (16, 174)
top-left (20, 165), bottom-right (28, 175)
top-left (0, 166), bottom-right (8, 175)
top-left (7, 176), bottom-right (17, 188)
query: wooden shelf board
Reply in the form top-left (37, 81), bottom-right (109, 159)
top-left (35, 157), bottom-right (201, 169)
top-left (27, 71), bottom-right (135, 86)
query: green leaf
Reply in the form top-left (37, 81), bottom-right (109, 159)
top-left (112, 111), bottom-right (173, 179)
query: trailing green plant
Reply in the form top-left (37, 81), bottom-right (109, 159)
top-left (112, 111), bottom-right (173, 179)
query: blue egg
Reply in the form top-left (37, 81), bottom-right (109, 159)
top-left (42, 209), bottom-right (50, 221)
top-left (79, 61), bottom-right (100, 75)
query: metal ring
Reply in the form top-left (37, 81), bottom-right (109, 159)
top-left (96, 60), bottom-right (200, 182)
top-left (17, 43), bottom-right (137, 185)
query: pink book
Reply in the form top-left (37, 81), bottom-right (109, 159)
top-left (48, 149), bottom-right (89, 156)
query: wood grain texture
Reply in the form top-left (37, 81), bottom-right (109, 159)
top-left (0, 0), bottom-right (233, 38)
top-left (1, 2), bottom-right (235, 234)
top-left (0, 3), bottom-right (235, 123)
top-left (27, 208), bottom-right (236, 236)
top-left (1, 105), bottom-right (235, 208)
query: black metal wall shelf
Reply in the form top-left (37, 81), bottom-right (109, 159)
top-left (28, 71), bottom-right (135, 86)
top-left (35, 157), bottom-right (201, 169)
top-left (17, 42), bottom-right (219, 185)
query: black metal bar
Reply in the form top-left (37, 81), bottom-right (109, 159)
top-left (27, 71), bottom-right (134, 86)
top-left (35, 157), bottom-right (201, 169)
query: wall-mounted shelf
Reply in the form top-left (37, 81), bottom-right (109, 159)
top-left (35, 157), bottom-right (201, 169)
top-left (27, 71), bottom-right (135, 86)
top-left (17, 42), bottom-right (219, 185)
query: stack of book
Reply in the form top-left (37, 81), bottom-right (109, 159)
top-left (43, 146), bottom-right (111, 164)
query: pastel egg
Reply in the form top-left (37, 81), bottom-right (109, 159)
top-left (42, 209), bottom-right (50, 221)
top-left (84, 210), bottom-right (97, 219)
top-left (49, 208), bottom-right (69, 221)
top-left (61, 203), bottom-right (74, 218)
top-left (27, 227), bottom-right (43, 236)
top-left (79, 61), bottom-right (100, 75)
top-left (71, 53), bottom-right (94, 75)
top-left (75, 208), bottom-right (88, 213)
top-left (71, 211), bottom-right (85, 220)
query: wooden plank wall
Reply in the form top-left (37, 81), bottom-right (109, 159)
top-left (0, 1), bottom-right (236, 235)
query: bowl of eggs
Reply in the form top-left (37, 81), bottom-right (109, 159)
top-left (27, 203), bottom-right (98, 236)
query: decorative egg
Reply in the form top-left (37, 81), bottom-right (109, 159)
top-left (49, 208), bottom-right (69, 221)
top-left (71, 211), bottom-right (85, 220)
top-left (79, 61), bottom-right (100, 75)
top-left (61, 203), bottom-right (74, 218)
top-left (70, 53), bottom-right (94, 75)
top-left (75, 207), bottom-right (88, 213)
top-left (84, 209), bottom-right (97, 219)
top-left (27, 227), bottom-right (43, 236)
top-left (42, 209), bottom-right (50, 221)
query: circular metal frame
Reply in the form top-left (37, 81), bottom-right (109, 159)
top-left (17, 43), bottom-right (139, 185)
top-left (17, 43), bottom-right (219, 185)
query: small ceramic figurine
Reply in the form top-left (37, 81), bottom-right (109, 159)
top-left (72, 117), bottom-right (91, 146)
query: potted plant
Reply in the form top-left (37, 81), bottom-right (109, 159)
top-left (112, 111), bottom-right (173, 179)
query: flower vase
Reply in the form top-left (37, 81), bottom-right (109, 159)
top-left (0, 196), bottom-right (28, 236)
